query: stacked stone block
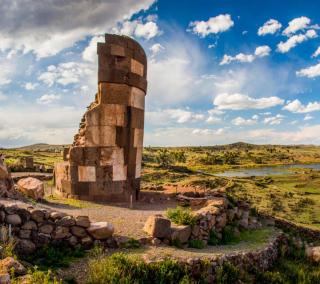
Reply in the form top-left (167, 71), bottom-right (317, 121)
top-left (55, 34), bottom-right (147, 202)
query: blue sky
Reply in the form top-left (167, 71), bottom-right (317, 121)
top-left (0, 0), bottom-right (320, 147)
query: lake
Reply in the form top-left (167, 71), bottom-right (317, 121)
top-left (214, 163), bottom-right (320, 177)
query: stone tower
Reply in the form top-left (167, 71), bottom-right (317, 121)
top-left (54, 34), bottom-right (147, 202)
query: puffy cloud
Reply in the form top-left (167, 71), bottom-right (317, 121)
top-left (264, 114), bottom-right (284, 125)
top-left (213, 93), bottom-right (284, 110)
top-left (189, 14), bottom-right (234, 37)
top-left (82, 35), bottom-right (105, 63)
top-left (220, 45), bottom-right (271, 65)
top-left (304, 114), bottom-right (313, 121)
top-left (232, 116), bottom-right (258, 126)
top-left (112, 20), bottom-right (160, 40)
top-left (312, 47), bottom-right (320, 58)
top-left (0, 92), bottom-right (7, 101)
top-left (38, 62), bottom-right (94, 87)
top-left (296, 63), bottom-right (320, 78)
top-left (206, 116), bottom-right (222, 124)
top-left (0, 59), bottom-right (14, 85)
top-left (0, 0), bottom-right (155, 58)
top-left (254, 45), bottom-right (271, 57)
top-left (258, 19), bottom-right (282, 36)
top-left (283, 99), bottom-right (320, 113)
top-left (277, 30), bottom-right (317, 53)
top-left (220, 53), bottom-right (255, 65)
top-left (150, 43), bottom-right (165, 57)
top-left (146, 108), bottom-right (204, 126)
top-left (24, 82), bottom-right (37, 90)
top-left (37, 94), bottom-right (61, 105)
top-left (283, 16), bottom-right (310, 36)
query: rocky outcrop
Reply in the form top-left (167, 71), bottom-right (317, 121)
top-left (17, 177), bottom-right (44, 200)
top-left (0, 203), bottom-right (114, 255)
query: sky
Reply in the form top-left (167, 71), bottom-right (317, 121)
top-left (0, 0), bottom-right (320, 147)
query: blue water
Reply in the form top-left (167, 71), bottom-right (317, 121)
top-left (215, 163), bottom-right (320, 177)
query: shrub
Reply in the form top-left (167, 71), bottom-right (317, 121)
top-left (87, 253), bottom-right (191, 284)
top-left (23, 244), bottom-right (85, 269)
top-left (188, 239), bottom-right (205, 249)
top-left (124, 238), bottom-right (141, 249)
top-left (11, 267), bottom-right (61, 284)
top-left (166, 207), bottom-right (196, 226)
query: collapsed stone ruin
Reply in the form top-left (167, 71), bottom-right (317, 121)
top-left (55, 34), bottom-right (147, 202)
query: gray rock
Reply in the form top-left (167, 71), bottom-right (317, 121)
top-left (170, 224), bottom-right (191, 244)
top-left (52, 226), bottom-right (70, 239)
top-left (39, 224), bottom-right (54, 235)
top-left (56, 216), bottom-right (75, 227)
top-left (143, 215), bottom-right (171, 238)
top-left (21, 221), bottom-right (37, 230)
top-left (6, 214), bottom-right (22, 226)
top-left (71, 226), bottom-right (87, 238)
top-left (30, 209), bottom-right (45, 223)
top-left (75, 216), bottom-right (90, 228)
top-left (87, 222), bottom-right (114, 240)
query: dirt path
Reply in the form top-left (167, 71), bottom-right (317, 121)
top-left (0, 192), bottom-right (177, 239)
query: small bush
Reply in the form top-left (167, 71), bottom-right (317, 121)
top-left (166, 207), bottom-right (196, 226)
top-left (0, 237), bottom-right (16, 259)
top-left (188, 239), bottom-right (205, 249)
top-left (124, 238), bottom-right (141, 249)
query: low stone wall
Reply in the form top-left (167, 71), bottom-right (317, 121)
top-left (144, 233), bottom-right (286, 282)
top-left (0, 203), bottom-right (114, 255)
top-left (190, 198), bottom-right (261, 243)
top-left (258, 213), bottom-right (320, 241)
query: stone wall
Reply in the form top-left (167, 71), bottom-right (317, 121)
top-left (0, 203), bottom-right (114, 255)
top-left (55, 34), bottom-right (147, 202)
top-left (190, 198), bottom-right (261, 243)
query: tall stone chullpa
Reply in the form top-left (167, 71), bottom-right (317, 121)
top-left (55, 34), bottom-right (147, 202)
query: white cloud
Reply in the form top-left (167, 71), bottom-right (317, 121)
top-left (37, 94), bottom-right (61, 105)
top-left (296, 63), bottom-right (320, 78)
top-left (283, 99), bottom-right (320, 113)
top-left (150, 43), bottom-right (165, 57)
top-left (112, 20), bottom-right (160, 40)
top-left (283, 16), bottom-right (310, 36)
top-left (189, 14), bottom-right (234, 37)
top-left (38, 62), bottom-right (94, 87)
top-left (146, 108), bottom-right (205, 125)
top-left (304, 114), bottom-right (313, 121)
top-left (220, 45), bottom-right (271, 65)
top-left (206, 116), bottom-right (222, 124)
top-left (82, 35), bottom-right (105, 63)
top-left (258, 19), bottom-right (282, 36)
top-left (0, 0), bottom-right (155, 58)
top-left (312, 46), bottom-right (320, 58)
top-left (264, 114), bottom-right (284, 125)
top-left (232, 116), bottom-right (257, 126)
top-left (277, 30), bottom-right (317, 53)
top-left (24, 82), bottom-right (37, 90)
top-left (254, 45), bottom-right (271, 57)
top-left (214, 93), bottom-right (284, 110)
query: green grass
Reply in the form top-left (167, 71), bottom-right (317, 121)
top-left (45, 195), bottom-right (101, 209)
top-left (22, 245), bottom-right (85, 270)
top-left (166, 207), bottom-right (196, 226)
top-left (86, 252), bottom-right (191, 284)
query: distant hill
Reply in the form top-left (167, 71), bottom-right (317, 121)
top-left (17, 143), bottom-right (69, 152)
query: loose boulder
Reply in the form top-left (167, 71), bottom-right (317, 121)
top-left (170, 224), bottom-right (191, 244)
top-left (143, 215), bottom-right (171, 239)
top-left (87, 222), bottom-right (114, 240)
top-left (17, 177), bottom-right (44, 200)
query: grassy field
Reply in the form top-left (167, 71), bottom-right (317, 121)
top-left (1, 142), bottom-right (320, 230)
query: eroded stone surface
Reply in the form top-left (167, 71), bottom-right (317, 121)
top-left (55, 34), bottom-right (147, 202)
